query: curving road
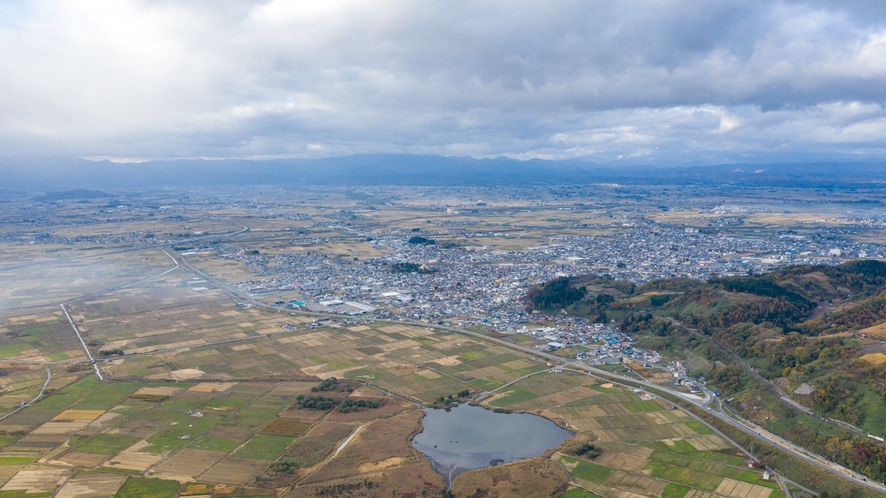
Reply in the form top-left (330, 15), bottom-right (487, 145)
top-left (171, 249), bottom-right (886, 495)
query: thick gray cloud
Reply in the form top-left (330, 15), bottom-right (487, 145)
top-left (1, 0), bottom-right (886, 162)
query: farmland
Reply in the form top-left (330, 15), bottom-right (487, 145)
top-left (476, 371), bottom-right (781, 498)
top-left (2, 184), bottom-right (882, 497)
top-left (0, 286), bottom-right (782, 498)
top-left (0, 375), bottom-right (441, 497)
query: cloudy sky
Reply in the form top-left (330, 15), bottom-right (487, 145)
top-left (2, 0), bottom-right (886, 163)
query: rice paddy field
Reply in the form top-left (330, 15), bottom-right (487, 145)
top-left (478, 371), bottom-right (783, 498)
top-left (0, 186), bottom-right (819, 497)
top-left (0, 276), bottom-right (780, 498)
top-left (99, 314), bottom-right (551, 403)
top-left (0, 375), bottom-right (441, 497)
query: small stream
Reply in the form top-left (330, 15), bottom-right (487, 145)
top-left (411, 404), bottom-right (572, 486)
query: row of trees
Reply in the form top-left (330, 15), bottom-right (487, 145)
top-left (296, 395), bottom-right (338, 410)
top-left (574, 442), bottom-right (602, 458)
top-left (431, 390), bottom-right (470, 408)
top-left (312, 377), bottom-right (342, 392)
top-left (338, 398), bottom-right (381, 413)
top-left (296, 394), bottom-right (382, 413)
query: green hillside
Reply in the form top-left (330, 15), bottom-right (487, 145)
top-left (528, 260), bottom-right (886, 483)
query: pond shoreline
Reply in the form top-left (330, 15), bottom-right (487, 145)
top-left (410, 403), bottom-right (574, 486)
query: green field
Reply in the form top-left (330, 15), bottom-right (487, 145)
top-left (73, 434), bottom-right (140, 455)
top-left (115, 477), bottom-right (180, 498)
top-left (74, 383), bottom-right (142, 409)
top-left (190, 436), bottom-right (240, 452)
top-left (685, 421), bottom-right (714, 435)
top-left (0, 344), bottom-right (35, 359)
top-left (623, 400), bottom-right (664, 413)
top-left (560, 456), bottom-right (616, 483)
top-left (467, 378), bottom-right (504, 390)
top-left (0, 455), bottom-right (38, 465)
top-left (488, 387), bottom-right (537, 407)
top-left (644, 459), bottom-right (724, 491)
top-left (661, 483), bottom-right (690, 498)
top-left (233, 434), bottom-right (295, 460)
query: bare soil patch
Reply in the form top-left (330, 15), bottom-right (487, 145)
top-left (0, 465), bottom-right (70, 494)
top-left (860, 321), bottom-right (886, 338)
top-left (102, 440), bottom-right (164, 471)
top-left (451, 457), bottom-right (570, 497)
top-left (188, 382), bottom-right (238, 393)
top-left (301, 409), bottom-right (422, 484)
top-left (199, 456), bottom-right (268, 485)
top-left (153, 449), bottom-right (227, 479)
top-left (715, 477), bottom-right (774, 498)
top-left (52, 410), bottom-right (105, 422)
top-left (55, 472), bottom-right (128, 498)
top-left (55, 451), bottom-right (110, 468)
top-left (291, 461), bottom-right (442, 498)
top-left (260, 418), bottom-right (311, 437)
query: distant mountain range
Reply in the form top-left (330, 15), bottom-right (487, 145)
top-left (31, 189), bottom-right (114, 201)
top-left (1, 154), bottom-right (886, 190)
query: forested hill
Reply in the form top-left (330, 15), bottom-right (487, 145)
top-left (526, 260), bottom-right (886, 482)
top-left (527, 259), bottom-right (886, 335)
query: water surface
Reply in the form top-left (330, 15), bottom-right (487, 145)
top-left (411, 404), bottom-right (572, 485)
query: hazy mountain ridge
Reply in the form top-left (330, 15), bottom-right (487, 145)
top-left (3, 154), bottom-right (886, 190)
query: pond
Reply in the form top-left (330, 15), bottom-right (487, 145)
top-left (411, 403), bottom-right (573, 485)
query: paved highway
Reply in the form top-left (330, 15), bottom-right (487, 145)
top-left (662, 317), bottom-right (868, 437)
top-left (172, 249), bottom-right (886, 495)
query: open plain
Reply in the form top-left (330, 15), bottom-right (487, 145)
top-left (0, 184), bottom-right (882, 497)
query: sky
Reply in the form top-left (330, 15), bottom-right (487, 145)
top-left (2, 1), bottom-right (886, 164)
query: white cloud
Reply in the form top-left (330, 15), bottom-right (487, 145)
top-left (0, 1), bottom-right (885, 163)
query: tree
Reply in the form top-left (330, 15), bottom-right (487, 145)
top-left (575, 442), bottom-right (602, 458)
top-left (408, 236), bottom-right (436, 245)
top-left (525, 277), bottom-right (586, 310)
top-left (271, 460), bottom-right (297, 474)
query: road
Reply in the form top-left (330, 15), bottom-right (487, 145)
top-left (353, 327), bottom-right (884, 493)
top-left (50, 229), bottom-right (248, 378)
top-left (0, 223), bottom-right (249, 273)
top-left (661, 317), bottom-right (869, 437)
top-left (169, 250), bottom-right (886, 494)
top-left (14, 226), bottom-right (879, 493)
top-left (61, 303), bottom-right (103, 380)
top-left (0, 368), bottom-right (51, 422)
